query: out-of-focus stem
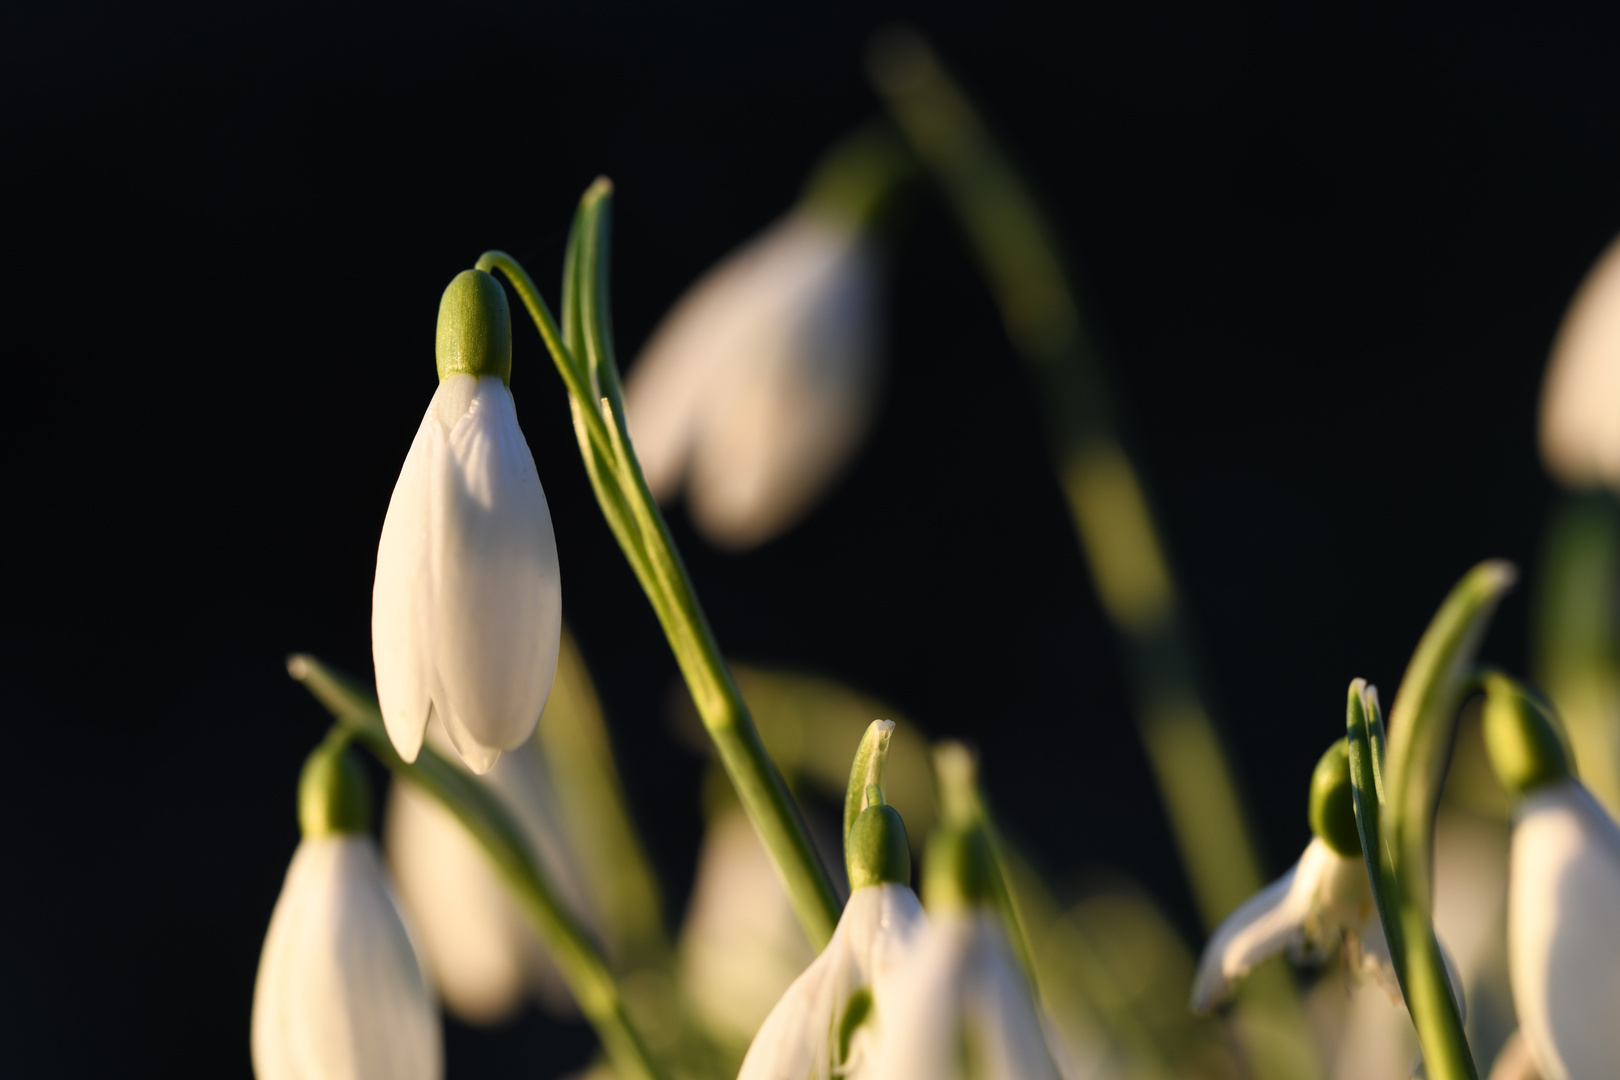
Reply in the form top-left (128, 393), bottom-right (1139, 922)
top-left (867, 28), bottom-right (1261, 935)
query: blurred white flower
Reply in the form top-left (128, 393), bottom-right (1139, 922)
top-left (372, 372), bottom-right (562, 774)
top-left (679, 808), bottom-right (820, 1049)
top-left (251, 835), bottom-right (441, 1080)
top-left (870, 909), bottom-right (1060, 1080)
top-left (624, 210), bottom-right (883, 550)
top-left (739, 883), bottom-right (924, 1080)
top-left (383, 723), bottom-right (593, 1024)
top-left (1191, 838), bottom-right (1398, 1013)
top-left (1540, 232), bottom-right (1620, 491)
top-left (1506, 779), bottom-right (1620, 1080)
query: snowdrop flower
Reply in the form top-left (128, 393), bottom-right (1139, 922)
top-left (739, 785), bottom-right (923, 1080)
top-left (624, 207), bottom-right (882, 550)
top-left (372, 269), bottom-right (562, 774)
top-left (252, 738), bottom-right (441, 1080)
top-left (383, 721), bottom-right (592, 1023)
top-left (1540, 231), bottom-right (1620, 491)
top-left (1484, 677), bottom-right (1620, 1080)
top-left (870, 798), bottom-right (1060, 1080)
top-left (1192, 740), bottom-right (1402, 1013)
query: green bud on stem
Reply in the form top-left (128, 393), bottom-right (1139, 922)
top-left (848, 786), bottom-right (912, 890)
top-left (1482, 672), bottom-right (1572, 796)
top-left (298, 734), bottom-right (372, 838)
top-left (1309, 737), bottom-right (1362, 857)
top-left (436, 268), bottom-right (512, 383)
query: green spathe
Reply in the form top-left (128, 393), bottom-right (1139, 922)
top-left (847, 788), bottom-right (911, 890)
top-left (1482, 673), bottom-right (1572, 795)
top-left (436, 269), bottom-right (513, 383)
top-left (1309, 738), bottom-right (1362, 857)
top-left (298, 737), bottom-right (372, 838)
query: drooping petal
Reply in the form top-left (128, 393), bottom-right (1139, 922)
top-left (1540, 232), bottom-right (1620, 491)
top-left (739, 884), bottom-right (925, 1080)
top-left (625, 212), bottom-right (882, 550)
top-left (383, 723), bottom-right (595, 1023)
top-left (685, 221), bottom-right (881, 549)
top-left (372, 405), bottom-right (441, 764)
top-left (680, 810), bottom-right (819, 1048)
top-left (383, 778), bottom-right (530, 1024)
top-left (428, 376), bottom-right (561, 773)
top-left (251, 836), bottom-right (441, 1080)
top-left (1191, 838), bottom-right (1337, 1012)
top-left (1508, 781), bottom-right (1620, 1080)
top-left (873, 910), bottom-right (1060, 1080)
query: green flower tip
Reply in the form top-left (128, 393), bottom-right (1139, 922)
top-left (1308, 737), bottom-right (1362, 857)
top-left (923, 823), bottom-right (994, 913)
top-left (1482, 673), bottom-right (1572, 796)
top-left (436, 269), bottom-right (512, 383)
top-left (298, 737), bottom-right (372, 838)
top-left (848, 787), bottom-right (912, 890)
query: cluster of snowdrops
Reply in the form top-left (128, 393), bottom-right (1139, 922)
top-left (251, 36), bottom-right (1620, 1080)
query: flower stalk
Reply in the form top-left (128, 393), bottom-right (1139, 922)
top-left (287, 654), bottom-right (670, 1080)
top-left (1347, 560), bottom-right (1518, 1080)
top-left (475, 179), bottom-right (842, 948)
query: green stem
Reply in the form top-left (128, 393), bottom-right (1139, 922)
top-left (868, 28), bottom-right (1266, 936)
top-left (286, 655), bottom-right (669, 1080)
top-left (480, 181), bottom-right (842, 948)
top-left (1380, 560), bottom-right (1517, 1080)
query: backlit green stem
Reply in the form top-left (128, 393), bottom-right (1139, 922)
top-left (286, 655), bottom-right (669, 1080)
top-left (479, 181), bottom-right (842, 948)
top-left (1377, 560), bottom-right (1515, 1080)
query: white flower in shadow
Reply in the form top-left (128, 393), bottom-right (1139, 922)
top-left (1192, 838), bottom-right (1399, 1013)
top-left (251, 835), bottom-right (441, 1080)
top-left (1506, 780), bottom-right (1620, 1080)
top-left (372, 373), bottom-right (561, 774)
top-left (625, 210), bottom-right (882, 550)
top-left (382, 723), bottom-right (593, 1024)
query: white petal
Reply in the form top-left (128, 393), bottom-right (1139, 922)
top-left (372, 404), bottom-right (440, 763)
top-left (428, 376), bottom-right (561, 772)
top-left (625, 212), bottom-right (882, 550)
top-left (680, 810), bottom-right (819, 1046)
top-left (1508, 781), bottom-right (1620, 1080)
top-left (874, 911), bottom-right (1060, 1080)
top-left (1541, 232), bottom-right (1620, 491)
top-left (383, 779), bottom-right (530, 1025)
top-left (251, 836), bottom-right (441, 1080)
top-left (738, 884), bottom-right (925, 1080)
top-left (1191, 839), bottom-right (1337, 1012)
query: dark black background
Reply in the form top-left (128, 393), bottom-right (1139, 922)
top-left (5, 1), bottom-right (1618, 1075)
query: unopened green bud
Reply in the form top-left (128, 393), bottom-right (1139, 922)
top-left (298, 738), bottom-right (372, 838)
top-left (435, 269), bottom-right (512, 383)
top-left (847, 787), bottom-right (912, 890)
top-left (1308, 738), bottom-right (1362, 857)
top-left (1482, 673), bottom-right (1572, 795)
top-left (923, 824), bottom-right (994, 912)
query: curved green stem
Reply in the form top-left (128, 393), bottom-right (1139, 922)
top-left (868, 27), bottom-right (1265, 936)
top-left (286, 655), bottom-right (669, 1080)
top-left (479, 181), bottom-right (842, 948)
